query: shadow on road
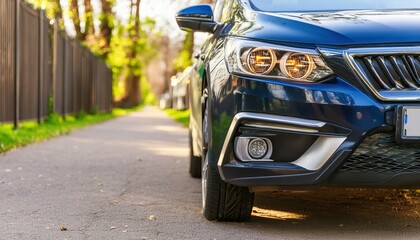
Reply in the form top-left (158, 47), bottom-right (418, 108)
top-left (234, 188), bottom-right (420, 238)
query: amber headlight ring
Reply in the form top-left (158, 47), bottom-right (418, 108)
top-left (244, 48), bottom-right (277, 75)
top-left (225, 37), bottom-right (333, 82)
top-left (280, 52), bottom-right (315, 80)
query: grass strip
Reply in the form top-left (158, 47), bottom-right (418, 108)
top-left (0, 107), bottom-right (141, 154)
top-left (165, 109), bottom-right (190, 128)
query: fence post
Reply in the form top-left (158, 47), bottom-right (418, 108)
top-left (14, 0), bottom-right (21, 129)
top-left (52, 22), bottom-right (57, 115)
top-left (38, 9), bottom-right (44, 124)
top-left (109, 69), bottom-right (112, 112)
top-left (62, 35), bottom-right (67, 120)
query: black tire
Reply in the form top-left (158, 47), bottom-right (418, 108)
top-left (202, 152), bottom-right (254, 222)
top-left (201, 88), bottom-right (254, 222)
top-left (189, 131), bottom-right (202, 178)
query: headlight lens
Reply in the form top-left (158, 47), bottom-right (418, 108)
top-left (245, 48), bottom-right (276, 74)
top-left (225, 38), bottom-right (333, 82)
top-left (280, 52), bottom-right (315, 79)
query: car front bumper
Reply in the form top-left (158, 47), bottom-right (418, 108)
top-left (213, 74), bottom-right (420, 189)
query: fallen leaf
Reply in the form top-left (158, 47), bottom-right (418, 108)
top-left (148, 215), bottom-right (156, 221)
top-left (60, 226), bottom-right (67, 231)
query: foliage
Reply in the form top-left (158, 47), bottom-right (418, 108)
top-left (173, 32), bottom-right (194, 72)
top-left (26, 0), bottom-right (63, 23)
top-left (26, 0), bottom-right (159, 107)
top-left (141, 74), bottom-right (157, 105)
top-left (0, 107), bottom-right (142, 154)
top-left (107, 18), bottom-right (159, 102)
top-left (165, 109), bottom-right (190, 128)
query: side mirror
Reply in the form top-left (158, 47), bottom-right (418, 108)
top-left (176, 4), bottom-right (217, 33)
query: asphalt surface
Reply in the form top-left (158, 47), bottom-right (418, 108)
top-left (0, 106), bottom-right (419, 240)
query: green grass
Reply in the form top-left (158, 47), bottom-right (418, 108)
top-left (165, 109), bottom-right (190, 128)
top-left (0, 107), bottom-right (142, 154)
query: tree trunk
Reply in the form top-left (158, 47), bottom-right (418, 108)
top-left (119, 0), bottom-right (142, 107)
top-left (83, 0), bottom-right (94, 41)
top-left (186, 32), bottom-right (194, 58)
top-left (99, 0), bottom-right (113, 56)
top-left (69, 0), bottom-right (83, 40)
top-left (134, 0), bottom-right (140, 29)
top-left (51, 0), bottom-right (63, 19)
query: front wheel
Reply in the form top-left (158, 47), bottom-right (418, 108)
top-left (201, 88), bottom-right (254, 222)
top-left (202, 151), bottom-right (254, 222)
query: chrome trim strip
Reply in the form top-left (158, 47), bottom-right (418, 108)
top-left (235, 112), bottom-right (326, 128)
top-left (345, 47), bottom-right (420, 56)
top-left (217, 112), bottom-right (331, 179)
top-left (343, 47), bottom-right (420, 102)
top-left (243, 123), bottom-right (319, 133)
top-left (292, 136), bottom-right (346, 171)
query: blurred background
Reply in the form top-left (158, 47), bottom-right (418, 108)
top-left (23, 0), bottom-right (211, 111)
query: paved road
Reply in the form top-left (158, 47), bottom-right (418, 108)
top-left (0, 106), bottom-right (419, 240)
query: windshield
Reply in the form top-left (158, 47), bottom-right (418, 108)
top-left (249, 0), bottom-right (420, 12)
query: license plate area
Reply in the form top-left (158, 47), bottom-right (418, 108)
top-left (396, 106), bottom-right (420, 142)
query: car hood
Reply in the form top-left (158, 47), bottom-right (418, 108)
top-left (230, 10), bottom-right (420, 46)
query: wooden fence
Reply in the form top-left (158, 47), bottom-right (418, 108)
top-left (0, 0), bottom-right (112, 128)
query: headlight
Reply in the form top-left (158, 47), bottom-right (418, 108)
top-left (225, 38), bottom-right (333, 82)
top-left (280, 52), bottom-right (315, 79)
top-left (245, 48), bottom-right (276, 74)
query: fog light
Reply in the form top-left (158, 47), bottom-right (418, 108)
top-left (248, 138), bottom-right (268, 159)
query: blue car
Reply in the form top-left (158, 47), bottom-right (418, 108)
top-left (176, 0), bottom-right (420, 222)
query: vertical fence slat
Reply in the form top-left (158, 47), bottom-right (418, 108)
top-left (19, 3), bottom-right (39, 121)
top-left (14, 0), bottom-right (21, 127)
top-left (0, 1), bottom-right (16, 123)
top-left (38, 9), bottom-right (44, 123)
top-left (42, 13), bottom-right (52, 118)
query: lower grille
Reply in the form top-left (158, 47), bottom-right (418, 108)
top-left (340, 133), bottom-right (420, 173)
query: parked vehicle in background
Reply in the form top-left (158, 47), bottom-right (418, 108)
top-left (177, 0), bottom-right (420, 222)
top-left (171, 67), bottom-right (193, 110)
top-left (159, 92), bottom-right (172, 109)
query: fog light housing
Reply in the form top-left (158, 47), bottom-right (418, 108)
top-left (248, 138), bottom-right (268, 159)
top-left (234, 137), bottom-right (273, 161)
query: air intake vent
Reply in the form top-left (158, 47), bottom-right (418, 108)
top-left (345, 48), bottom-right (420, 101)
top-left (355, 55), bottom-right (420, 90)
